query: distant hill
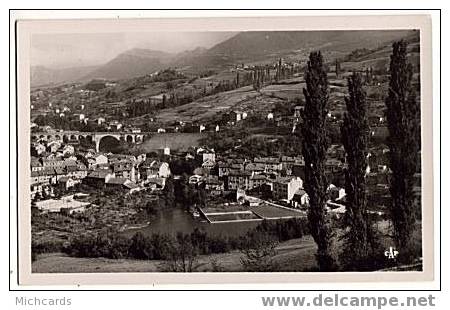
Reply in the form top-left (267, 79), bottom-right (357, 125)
top-left (205, 30), bottom-right (417, 61)
top-left (83, 48), bottom-right (173, 81)
top-left (31, 30), bottom-right (418, 85)
top-left (31, 65), bottom-right (97, 87)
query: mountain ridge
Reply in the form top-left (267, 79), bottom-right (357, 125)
top-left (31, 30), bottom-right (418, 86)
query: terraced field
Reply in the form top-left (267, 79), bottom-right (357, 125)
top-left (206, 212), bottom-right (261, 223)
top-left (250, 203), bottom-right (306, 219)
top-left (154, 85), bottom-right (287, 124)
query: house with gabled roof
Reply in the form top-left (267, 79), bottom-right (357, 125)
top-left (83, 169), bottom-right (115, 187)
top-left (105, 177), bottom-right (139, 192)
top-left (139, 159), bottom-right (170, 179)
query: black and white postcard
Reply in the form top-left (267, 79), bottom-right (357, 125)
top-left (12, 13), bottom-right (435, 286)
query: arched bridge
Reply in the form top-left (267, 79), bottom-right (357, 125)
top-left (31, 131), bottom-right (151, 152)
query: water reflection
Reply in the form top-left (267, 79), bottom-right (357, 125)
top-left (126, 208), bottom-right (259, 238)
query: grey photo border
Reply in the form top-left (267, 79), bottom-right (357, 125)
top-left (10, 11), bottom-right (437, 288)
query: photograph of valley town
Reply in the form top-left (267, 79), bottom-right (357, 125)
top-left (29, 28), bottom-right (422, 273)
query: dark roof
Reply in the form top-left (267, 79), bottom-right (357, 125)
top-left (245, 163), bottom-right (265, 171)
top-left (254, 157), bottom-right (280, 164)
top-left (229, 170), bottom-right (252, 177)
top-left (141, 159), bottom-right (164, 169)
top-left (106, 177), bottom-right (130, 185)
top-left (205, 176), bottom-right (223, 185)
top-left (58, 176), bottom-right (72, 183)
top-left (125, 182), bottom-right (139, 189)
top-left (113, 163), bottom-right (134, 172)
top-left (65, 165), bottom-right (78, 172)
top-left (87, 170), bottom-right (112, 179)
top-left (250, 174), bottom-right (267, 180)
top-left (64, 159), bottom-right (77, 166)
top-left (147, 177), bottom-right (165, 187)
top-left (295, 189), bottom-right (307, 196)
top-left (54, 167), bottom-right (66, 175)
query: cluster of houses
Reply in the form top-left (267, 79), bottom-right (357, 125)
top-left (30, 121), bottom-right (414, 218)
top-left (185, 142), bottom-right (408, 214)
top-left (187, 147), bottom-right (347, 209)
top-left (30, 137), bottom-right (172, 200)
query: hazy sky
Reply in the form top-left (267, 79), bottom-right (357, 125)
top-left (31, 32), bottom-right (236, 69)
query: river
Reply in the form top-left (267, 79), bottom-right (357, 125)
top-left (123, 208), bottom-right (261, 238)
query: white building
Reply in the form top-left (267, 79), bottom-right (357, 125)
top-left (139, 160), bottom-right (171, 179)
top-left (160, 147), bottom-right (170, 156)
top-left (34, 196), bottom-right (89, 214)
top-left (94, 154), bottom-right (108, 166)
top-left (273, 176), bottom-right (303, 201)
top-left (62, 145), bottom-right (75, 156)
top-left (327, 184), bottom-right (346, 201)
top-left (293, 188), bottom-right (309, 207)
top-left (196, 147), bottom-right (215, 163)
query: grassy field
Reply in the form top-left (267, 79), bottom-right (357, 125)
top-left (32, 236), bottom-right (318, 273)
top-left (250, 204), bottom-right (306, 219)
top-left (260, 83), bottom-right (304, 101)
top-left (31, 220), bottom-right (423, 273)
top-left (154, 85), bottom-right (287, 124)
top-left (137, 132), bottom-right (203, 151)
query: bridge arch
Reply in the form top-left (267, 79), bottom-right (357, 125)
top-left (126, 135), bottom-right (134, 143)
top-left (135, 135), bottom-right (143, 143)
top-left (96, 135), bottom-right (121, 153)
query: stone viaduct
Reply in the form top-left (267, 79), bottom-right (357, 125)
top-left (31, 131), bottom-right (149, 152)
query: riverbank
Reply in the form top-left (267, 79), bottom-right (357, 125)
top-left (32, 236), bottom-right (318, 273)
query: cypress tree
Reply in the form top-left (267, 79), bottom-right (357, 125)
top-left (385, 40), bottom-right (421, 263)
top-left (365, 68), bottom-right (370, 84)
top-left (301, 51), bottom-right (335, 271)
top-left (276, 58), bottom-right (282, 82)
top-left (335, 59), bottom-right (341, 78)
top-left (162, 94), bottom-right (167, 108)
top-left (340, 73), bottom-right (375, 270)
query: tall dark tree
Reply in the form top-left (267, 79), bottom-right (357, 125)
top-left (301, 51), bottom-right (335, 271)
top-left (253, 68), bottom-right (262, 91)
top-left (276, 58), bottom-right (282, 82)
top-left (340, 73), bottom-right (375, 270)
top-left (385, 40), bottom-right (421, 263)
top-left (162, 94), bottom-right (167, 108)
top-left (163, 177), bottom-right (176, 208)
top-left (335, 59), bottom-right (341, 78)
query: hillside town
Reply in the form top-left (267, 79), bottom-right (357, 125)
top-left (30, 29), bottom-right (422, 273)
top-left (31, 107), bottom-right (414, 218)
